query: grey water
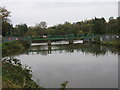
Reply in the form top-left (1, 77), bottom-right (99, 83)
top-left (16, 41), bottom-right (118, 88)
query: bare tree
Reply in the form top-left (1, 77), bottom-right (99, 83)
top-left (0, 7), bottom-right (11, 22)
top-left (36, 21), bottom-right (47, 29)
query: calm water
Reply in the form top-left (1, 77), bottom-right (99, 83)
top-left (16, 41), bottom-right (118, 88)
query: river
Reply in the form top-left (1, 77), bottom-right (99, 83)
top-left (13, 41), bottom-right (118, 88)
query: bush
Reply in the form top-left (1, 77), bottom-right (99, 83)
top-left (2, 41), bottom-right (30, 57)
top-left (2, 58), bottom-right (40, 88)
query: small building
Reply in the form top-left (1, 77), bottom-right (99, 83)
top-left (100, 34), bottom-right (119, 41)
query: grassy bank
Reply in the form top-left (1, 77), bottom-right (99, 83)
top-left (2, 41), bottom-right (41, 88)
top-left (100, 39), bottom-right (120, 47)
top-left (2, 40), bottom-right (30, 57)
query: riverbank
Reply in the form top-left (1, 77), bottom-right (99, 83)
top-left (2, 58), bottom-right (40, 88)
top-left (2, 40), bottom-right (30, 57)
top-left (2, 41), bottom-right (41, 88)
top-left (100, 39), bottom-right (120, 48)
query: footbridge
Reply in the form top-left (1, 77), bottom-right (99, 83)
top-left (2, 34), bottom-right (98, 44)
top-left (28, 34), bottom-right (98, 44)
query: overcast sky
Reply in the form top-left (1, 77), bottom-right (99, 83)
top-left (1, 0), bottom-right (120, 27)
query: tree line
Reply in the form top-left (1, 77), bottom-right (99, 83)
top-left (1, 7), bottom-right (120, 37)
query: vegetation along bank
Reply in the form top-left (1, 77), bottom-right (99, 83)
top-left (2, 40), bottom-right (41, 88)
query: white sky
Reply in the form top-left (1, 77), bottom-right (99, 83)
top-left (1, 0), bottom-right (120, 27)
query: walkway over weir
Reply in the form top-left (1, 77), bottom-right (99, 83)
top-left (30, 34), bottom-right (97, 41)
top-left (2, 34), bottom-right (98, 43)
top-left (28, 34), bottom-right (98, 44)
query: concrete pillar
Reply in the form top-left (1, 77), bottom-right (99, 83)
top-left (83, 39), bottom-right (86, 43)
top-left (89, 38), bottom-right (92, 43)
top-left (48, 45), bottom-right (52, 54)
top-left (100, 37), bottom-right (103, 42)
top-left (48, 39), bottom-right (51, 45)
top-left (69, 40), bottom-right (73, 44)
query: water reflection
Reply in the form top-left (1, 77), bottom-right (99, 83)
top-left (3, 43), bottom-right (119, 88)
top-left (19, 43), bottom-right (118, 88)
top-left (27, 43), bottom-right (119, 56)
top-left (2, 57), bottom-right (40, 88)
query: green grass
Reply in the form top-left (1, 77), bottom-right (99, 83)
top-left (101, 39), bottom-right (120, 47)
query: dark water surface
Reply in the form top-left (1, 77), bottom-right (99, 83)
top-left (16, 42), bottom-right (118, 88)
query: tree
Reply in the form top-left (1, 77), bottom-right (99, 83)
top-left (92, 17), bottom-right (106, 35)
top-left (80, 20), bottom-right (93, 34)
top-left (36, 21), bottom-right (47, 29)
top-left (107, 18), bottom-right (117, 34)
top-left (2, 21), bottom-right (13, 36)
top-left (0, 7), bottom-right (11, 22)
top-left (46, 28), bottom-right (56, 35)
top-left (0, 7), bottom-right (13, 36)
top-left (117, 17), bottom-right (120, 35)
top-left (26, 24), bottom-right (47, 36)
top-left (14, 24), bottom-right (28, 36)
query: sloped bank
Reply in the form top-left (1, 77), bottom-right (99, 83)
top-left (2, 58), bottom-right (41, 88)
top-left (100, 39), bottom-right (120, 48)
top-left (2, 40), bottom-right (30, 57)
top-left (2, 41), bottom-right (41, 88)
